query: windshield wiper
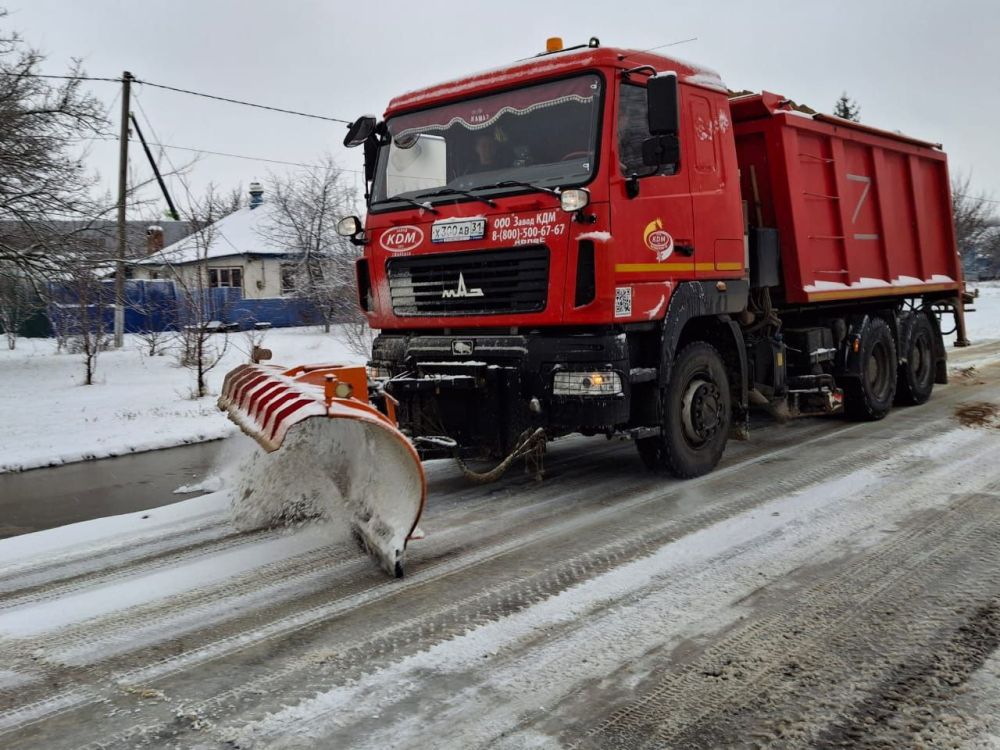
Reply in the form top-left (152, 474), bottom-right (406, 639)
top-left (477, 179), bottom-right (561, 197)
top-left (415, 187), bottom-right (497, 208)
top-left (369, 196), bottom-right (439, 214)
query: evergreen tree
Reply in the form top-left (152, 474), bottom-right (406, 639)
top-left (833, 92), bottom-right (861, 122)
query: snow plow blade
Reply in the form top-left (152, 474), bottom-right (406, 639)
top-left (218, 363), bottom-right (426, 578)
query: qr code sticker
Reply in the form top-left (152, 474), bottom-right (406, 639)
top-left (614, 286), bottom-right (632, 318)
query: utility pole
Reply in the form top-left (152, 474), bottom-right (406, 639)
top-left (113, 71), bottom-right (133, 348)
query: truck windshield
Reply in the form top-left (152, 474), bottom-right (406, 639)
top-left (371, 74), bottom-right (602, 207)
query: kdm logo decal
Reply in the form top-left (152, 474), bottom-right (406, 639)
top-left (643, 219), bottom-right (674, 261)
top-left (380, 225), bottom-right (424, 253)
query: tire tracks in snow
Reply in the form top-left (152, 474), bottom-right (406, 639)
top-left (0, 417), bottom-right (871, 744)
top-left (575, 484), bottom-right (1000, 749)
top-left (44, 409), bottom-right (993, 748)
top-left (231, 431), bottom-right (1000, 749)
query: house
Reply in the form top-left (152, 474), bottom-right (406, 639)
top-left (133, 183), bottom-right (317, 328)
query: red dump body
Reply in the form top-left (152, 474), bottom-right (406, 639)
top-left (732, 92), bottom-right (962, 304)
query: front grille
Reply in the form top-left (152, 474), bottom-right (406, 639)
top-left (386, 246), bottom-right (549, 317)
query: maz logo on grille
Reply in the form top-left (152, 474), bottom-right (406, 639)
top-left (441, 272), bottom-right (483, 298)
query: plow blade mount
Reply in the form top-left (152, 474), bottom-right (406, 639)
top-left (218, 363), bottom-right (426, 578)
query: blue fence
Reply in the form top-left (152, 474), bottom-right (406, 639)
top-left (46, 280), bottom-right (320, 335)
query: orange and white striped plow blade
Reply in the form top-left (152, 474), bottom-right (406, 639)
top-left (218, 363), bottom-right (426, 578)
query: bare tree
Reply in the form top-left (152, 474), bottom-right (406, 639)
top-left (259, 156), bottom-right (359, 332)
top-left (0, 261), bottom-right (42, 349)
top-left (0, 10), bottom-right (108, 275)
top-left (132, 295), bottom-right (175, 356)
top-left (980, 226), bottom-right (1000, 279)
top-left (46, 250), bottom-right (108, 384)
top-left (157, 186), bottom-right (236, 398)
top-left (952, 172), bottom-right (996, 254)
top-left (338, 318), bottom-right (378, 360)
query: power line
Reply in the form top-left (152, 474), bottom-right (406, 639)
top-left (20, 73), bottom-right (122, 83)
top-left (22, 72), bottom-right (352, 125)
top-left (955, 192), bottom-right (1000, 205)
top-left (80, 134), bottom-right (361, 174)
top-left (132, 77), bottom-right (352, 124)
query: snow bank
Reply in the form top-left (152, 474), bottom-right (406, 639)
top-left (0, 327), bottom-right (362, 474)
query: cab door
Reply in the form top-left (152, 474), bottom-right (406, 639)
top-left (689, 92), bottom-right (745, 278)
top-left (611, 82), bottom-right (695, 291)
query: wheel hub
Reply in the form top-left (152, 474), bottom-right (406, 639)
top-left (681, 378), bottom-right (722, 445)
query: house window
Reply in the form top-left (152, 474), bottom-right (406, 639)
top-left (209, 267), bottom-right (243, 289)
top-left (280, 263), bottom-right (297, 295)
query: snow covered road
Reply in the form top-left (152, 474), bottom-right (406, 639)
top-left (2, 342), bottom-right (1000, 749)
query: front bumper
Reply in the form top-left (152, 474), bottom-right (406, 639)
top-left (372, 331), bottom-right (631, 458)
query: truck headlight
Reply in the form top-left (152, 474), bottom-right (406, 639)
top-left (552, 370), bottom-right (623, 396)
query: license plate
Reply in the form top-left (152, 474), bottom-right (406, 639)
top-left (431, 218), bottom-right (486, 243)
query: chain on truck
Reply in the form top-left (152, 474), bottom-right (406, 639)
top-left (335, 36), bottom-right (971, 480)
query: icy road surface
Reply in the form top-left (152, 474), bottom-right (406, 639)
top-left (2, 342), bottom-right (1000, 749)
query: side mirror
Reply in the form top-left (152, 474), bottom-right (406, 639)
top-left (641, 135), bottom-right (680, 168)
top-left (344, 115), bottom-right (377, 148)
top-left (646, 72), bottom-right (679, 135)
top-left (336, 216), bottom-right (363, 237)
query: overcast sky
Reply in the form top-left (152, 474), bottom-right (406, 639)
top-left (8, 0), bottom-right (999, 216)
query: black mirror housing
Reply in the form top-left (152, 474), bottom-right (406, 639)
top-left (641, 134), bottom-right (680, 168)
top-left (646, 72), bottom-right (679, 135)
top-left (344, 115), bottom-right (377, 148)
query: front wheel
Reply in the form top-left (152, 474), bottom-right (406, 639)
top-left (637, 342), bottom-right (731, 478)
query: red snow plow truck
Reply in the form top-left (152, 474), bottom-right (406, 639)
top-left (220, 37), bottom-right (969, 575)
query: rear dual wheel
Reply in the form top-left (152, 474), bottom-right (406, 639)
top-left (895, 313), bottom-right (936, 406)
top-left (637, 342), bottom-right (731, 478)
top-left (844, 317), bottom-right (897, 421)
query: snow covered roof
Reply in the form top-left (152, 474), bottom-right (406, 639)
top-left (136, 204), bottom-right (286, 266)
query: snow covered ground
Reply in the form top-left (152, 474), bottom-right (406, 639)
top-left (0, 327), bottom-right (362, 473)
top-left (961, 280), bottom-right (1000, 344)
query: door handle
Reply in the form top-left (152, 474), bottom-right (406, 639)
top-left (675, 243), bottom-right (695, 257)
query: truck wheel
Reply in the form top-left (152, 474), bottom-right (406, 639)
top-left (637, 342), bottom-right (731, 478)
top-left (895, 313), bottom-right (935, 406)
top-left (844, 317), bottom-right (897, 421)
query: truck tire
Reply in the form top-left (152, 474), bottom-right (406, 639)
top-left (895, 312), bottom-right (935, 406)
top-left (844, 317), bottom-right (897, 421)
top-left (637, 342), bottom-right (731, 478)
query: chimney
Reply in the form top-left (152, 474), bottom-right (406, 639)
top-left (146, 225), bottom-right (164, 255)
top-left (249, 181), bottom-right (264, 209)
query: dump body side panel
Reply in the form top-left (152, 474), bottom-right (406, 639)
top-left (732, 95), bottom-right (962, 305)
